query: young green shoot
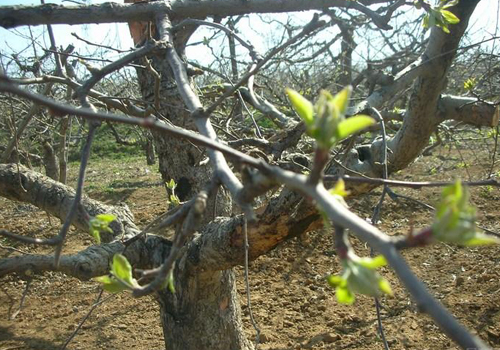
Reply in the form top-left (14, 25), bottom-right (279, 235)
top-left (88, 213), bottom-right (116, 245)
top-left (327, 255), bottom-right (392, 305)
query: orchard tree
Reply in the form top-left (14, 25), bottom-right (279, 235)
top-left (0, 0), bottom-right (499, 349)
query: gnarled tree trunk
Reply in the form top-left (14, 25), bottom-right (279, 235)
top-left (128, 19), bottom-right (242, 349)
top-left (159, 268), bottom-right (252, 350)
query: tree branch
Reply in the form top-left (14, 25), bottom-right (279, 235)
top-left (0, 163), bottom-right (139, 241)
top-left (438, 95), bottom-right (499, 127)
top-left (0, 0), bottom-right (390, 29)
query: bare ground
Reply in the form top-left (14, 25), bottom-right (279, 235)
top-left (1, 138), bottom-right (499, 350)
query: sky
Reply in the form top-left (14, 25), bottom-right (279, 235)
top-left (0, 0), bottom-right (498, 72)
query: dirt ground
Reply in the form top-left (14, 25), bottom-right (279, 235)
top-left (1, 136), bottom-right (500, 350)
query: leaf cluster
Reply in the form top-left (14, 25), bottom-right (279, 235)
top-left (88, 213), bottom-right (116, 245)
top-left (432, 181), bottom-right (500, 246)
top-left (327, 255), bottom-right (392, 305)
top-left (286, 86), bottom-right (374, 150)
top-left (419, 0), bottom-right (460, 33)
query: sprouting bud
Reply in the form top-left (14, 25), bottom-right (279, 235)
top-left (432, 181), bottom-right (500, 246)
top-left (287, 86), bottom-right (374, 151)
top-left (327, 255), bottom-right (392, 305)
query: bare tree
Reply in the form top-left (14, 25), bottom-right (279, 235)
top-left (0, 1), bottom-right (499, 349)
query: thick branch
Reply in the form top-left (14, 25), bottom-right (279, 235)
top-left (0, 163), bottom-right (139, 240)
top-left (186, 190), bottom-right (321, 272)
top-left (0, 235), bottom-right (170, 280)
top-left (438, 95), bottom-right (499, 127)
top-left (0, 0), bottom-right (389, 29)
top-left (343, 0), bottom-right (484, 179)
top-left (385, 0), bottom-right (480, 171)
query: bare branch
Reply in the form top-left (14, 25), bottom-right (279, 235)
top-left (0, 0), bottom-right (390, 29)
top-left (0, 163), bottom-right (139, 240)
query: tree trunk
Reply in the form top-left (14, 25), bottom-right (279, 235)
top-left (131, 25), bottom-right (241, 348)
top-left (57, 116), bottom-right (70, 184)
top-left (159, 268), bottom-right (252, 350)
top-left (144, 130), bottom-right (156, 165)
top-left (42, 140), bottom-right (60, 181)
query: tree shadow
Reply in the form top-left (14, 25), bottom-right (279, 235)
top-left (0, 325), bottom-right (63, 350)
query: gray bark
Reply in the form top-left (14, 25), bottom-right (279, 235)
top-left (57, 116), bottom-right (70, 183)
top-left (0, 0), bottom-right (387, 29)
top-left (131, 21), bottom-right (243, 348)
top-left (42, 140), bottom-right (60, 181)
top-left (0, 1), bottom-right (495, 349)
top-left (340, 0), bottom-right (486, 183)
top-left (387, 0), bottom-right (480, 171)
top-left (0, 163), bottom-right (139, 240)
top-left (159, 268), bottom-right (252, 350)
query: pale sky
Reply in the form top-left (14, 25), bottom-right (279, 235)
top-left (0, 0), bottom-right (498, 71)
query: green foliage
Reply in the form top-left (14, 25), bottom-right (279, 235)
top-left (286, 86), bottom-right (375, 150)
top-left (94, 253), bottom-right (140, 293)
top-left (165, 179), bottom-right (180, 207)
top-left (166, 179), bottom-right (177, 190)
top-left (68, 123), bottom-right (142, 162)
top-left (329, 178), bottom-right (350, 208)
top-left (480, 185), bottom-right (494, 199)
top-left (419, 0), bottom-right (460, 33)
top-left (286, 89), bottom-right (314, 127)
top-left (463, 77), bottom-right (477, 92)
top-left (161, 270), bottom-right (176, 294)
top-left (256, 117), bottom-right (279, 130)
top-left (392, 106), bottom-right (403, 114)
top-left (95, 254), bottom-right (176, 294)
top-left (88, 213), bottom-right (116, 245)
top-left (327, 255), bottom-right (392, 305)
top-left (432, 181), bottom-right (500, 245)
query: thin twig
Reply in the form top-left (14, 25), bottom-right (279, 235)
top-left (368, 107), bottom-right (390, 350)
top-left (244, 217), bottom-right (260, 349)
top-left (0, 243), bottom-right (33, 255)
top-left (173, 19), bottom-right (260, 61)
top-left (10, 277), bottom-right (31, 320)
top-left (60, 289), bottom-right (113, 350)
top-left (205, 14), bottom-right (326, 115)
top-left (0, 77), bottom-right (263, 170)
top-left (386, 188), bottom-right (500, 238)
top-left (123, 200), bottom-right (190, 247)
top-left (43, 3), bottom-right (64, 77)
top-left (237, 88), bottom-right (263, 139)
top-left (133, 183), bottom-right (213, 297)
top-left (266, 165), bottom-right (490, 350)
top-left (488, 125), bottom-right (499, 178)
top-left (71, 32), bottom-right (131, 53)
top-left (53, 122), bottom-right (98, 266)
top-left (324, 175), bottom-right (500, 189)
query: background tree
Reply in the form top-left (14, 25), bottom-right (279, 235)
top-left (0, 0), bottom-right (499, 349)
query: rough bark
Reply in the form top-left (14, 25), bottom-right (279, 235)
top-left (0, 2), bottom-right (494, 349)
top-left (144, 131), bottom-right (156, 165)
top-left (0, 163), bottom-right (139, 240)
top-left (57, 116), bottom-right (70, 184)
top-left (128, 18), bottom-right (243, 348)
top-left (0, 165), bottom-right (320, 350)
top-left (186, 193), bottom-right (322, 272)
top-left (437, 95), bottom-right (499, 127)
top-left (159, 268), bottom-right (252, 350)
top-left (42, 140), bottom-right (60, 181)
top-left (340, 0), bottom-right (484, 184)
top-left (1, 85), bottom-right (49, 163)
top-left (0, 0), bottom-right (388, 29)
top-left (384, 0), bottom-right (480, 171)
top-left (135, 46), bottom-right (232, 215)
